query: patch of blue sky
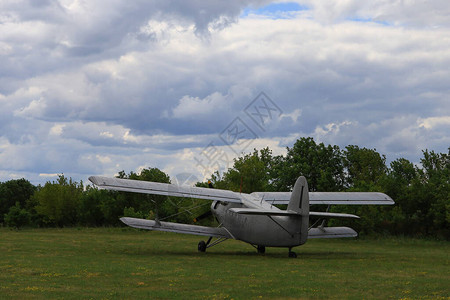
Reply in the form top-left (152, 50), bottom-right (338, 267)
top-left (241, 2), bottom-right (309, 19)
top-left (348, 17), bottom-right (392, 26)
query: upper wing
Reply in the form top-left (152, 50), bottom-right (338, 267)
top-left (228, 208), bottom-right (359, 218)
top-left (120, 217), bottom-right (233, 238)
top-left (251, 191), bottom-right (394, 205)
top-left (89, 176), bottom-right (242, 203)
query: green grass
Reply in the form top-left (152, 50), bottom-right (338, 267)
top-left (0, 228), bottom-right (448, 299)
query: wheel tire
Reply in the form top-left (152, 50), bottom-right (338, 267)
top-left (198, 241), bottom-right (206, 252)
top-left (257, 245), bottom-right (266, 254)
top-left (288, 251), bottom-right (297, 258)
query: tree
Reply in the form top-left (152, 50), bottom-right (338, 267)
top-left (416, 149), bottom-right (449, 238)
top-left (117, 168), bottom-right (171, 221)
top-left (272, 137), bottom-right (345, 192)
top-left (380, 158), bottom-right (417, 234)
top-left (4, 202), bottom-right (30, 229)
top-left (220, 148), bottom-right (274, 193)
top-left (33, 175), bottom-right (83, 226)
top-left (77, 186), bottom-right (118, 226)
top-left (0, 178), bottom-right (36, 224)
top-left (343, 145), bottom-right (387, 190)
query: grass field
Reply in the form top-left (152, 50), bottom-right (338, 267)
top-left (0, 228), bottom-right (448, 299)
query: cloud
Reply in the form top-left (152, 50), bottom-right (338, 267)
top-left (418, 116), bottom-right (450, 130)
top-left (0, 0), bottom-right (449, 185)
top-left (304, 0), bottom-right (450, 27)
top-left (171, 92), bottom-right (231, 119)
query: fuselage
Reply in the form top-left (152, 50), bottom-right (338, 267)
top-left (211, 194), bottom-right (308, 247)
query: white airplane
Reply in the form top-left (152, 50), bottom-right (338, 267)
top-left (89, 175), bottom-right (394, 257)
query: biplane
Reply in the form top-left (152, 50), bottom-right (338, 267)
top-left (89, 175), bottom-right (394, 257)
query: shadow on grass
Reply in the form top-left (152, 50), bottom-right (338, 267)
top-left (117, 247), bottom-right (361, 260)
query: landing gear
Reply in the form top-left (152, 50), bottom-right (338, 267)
top-left (197, 236), bottom-right (228, 253)
top-left (198, 241), bottom-right (207, 252)
top-left (257, 245), bottom-right (266, 254)
top-left (288, 248), bottom-right (297, 258)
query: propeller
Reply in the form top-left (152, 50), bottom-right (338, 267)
top-left (193, 180), bottom-right (214, 223)
top-left (193, 210), bottom-right (212, 223)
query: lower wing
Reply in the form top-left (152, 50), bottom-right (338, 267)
top-left (120, 217), bottom-right (233, 239)
top-left (308, 227), bottom-right (357, 239)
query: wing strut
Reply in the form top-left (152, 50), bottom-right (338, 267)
top-left (197, 223), bottom-right (231, 252)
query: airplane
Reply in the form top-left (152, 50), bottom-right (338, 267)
top-left (89, 175), bottom-right (394, 258)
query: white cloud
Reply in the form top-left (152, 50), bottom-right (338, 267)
top-left (0, 0), bottom-right (449, 185)
top-left (50, 124), bottom-right (65, 136)
top-left (39, 173), bottom-right (60, 178)
top-left (96, 155), bottom-right (112, 164)
top-left (171, 92), bottom-right (231, 119)
top-left (313, 121), bottom-right (354, 140)
top-left (280, 109), bottom-right (302, 123)
top-left (100, 131), bottom-right (114, 138)
top-left (418, 116), bottom-right (450, 129)
top-left (304, 0), bottom-right (450, 27)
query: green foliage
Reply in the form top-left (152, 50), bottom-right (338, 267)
top-left (116, 167), bottom-right (171, 221)
top-left (272, 137), bottom-right (345, 192)
top-left (0, 139), bottom-right (447, 240)
top-left (344, 145), bottom-right (387, 189)
top-left (416, 149), bottom-right (449, 238)
top-left (4, 202), bottom-right (30, 229)
top-left (77, 187), bottom-right (115, 226)
top-left (218, 148), bottom-right (274, 193)
top-left (203, 138), bottom-right (448, 239)
top-left (123, 206), bottom-right (146, 219)
top-left (33, 175), bottom-right (83, 226)
top-left (0, 178), bottom-right (36, 224)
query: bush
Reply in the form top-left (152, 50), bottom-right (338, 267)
top-left (4, 202), bottom-right (30, 229)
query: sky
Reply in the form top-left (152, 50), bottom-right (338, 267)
top-left (1, 0), bottom-right (449, 186)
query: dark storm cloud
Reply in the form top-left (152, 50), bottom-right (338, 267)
top-left (0, 1), bottom-right (449, 184)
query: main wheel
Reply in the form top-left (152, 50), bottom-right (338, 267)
top-left (257, 245), bottom-right (266, 254)
top-left (198, 240), bottom-right (207, 252)
top-left (288, 251), bottom-right (297, 258)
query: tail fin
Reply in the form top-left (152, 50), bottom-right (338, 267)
top-left (287, 176), bottom-right (309, 245)
top-left (287, 176), bottom-right (309, 215)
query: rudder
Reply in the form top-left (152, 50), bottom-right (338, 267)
top-left (287, 176), bottom-right (309, 245)
top-left (287, 176), bottom-right (309, 215)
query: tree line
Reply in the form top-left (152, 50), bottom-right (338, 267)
top-left (1, 137), bottom-right (448, 239)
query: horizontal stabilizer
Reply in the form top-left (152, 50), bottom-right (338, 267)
top-left (120, 217), bottom-right (232, 238)
top-left (229, 208), bottom-right (302, 216)
top-left (251, 191), bottom-right (394, 205)
top-left (89, 176), bottom-right (242, 203)
top-left (308, 226), bottom-right (357, 239)
top-left (309, 212), bottom-right (359, 219)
